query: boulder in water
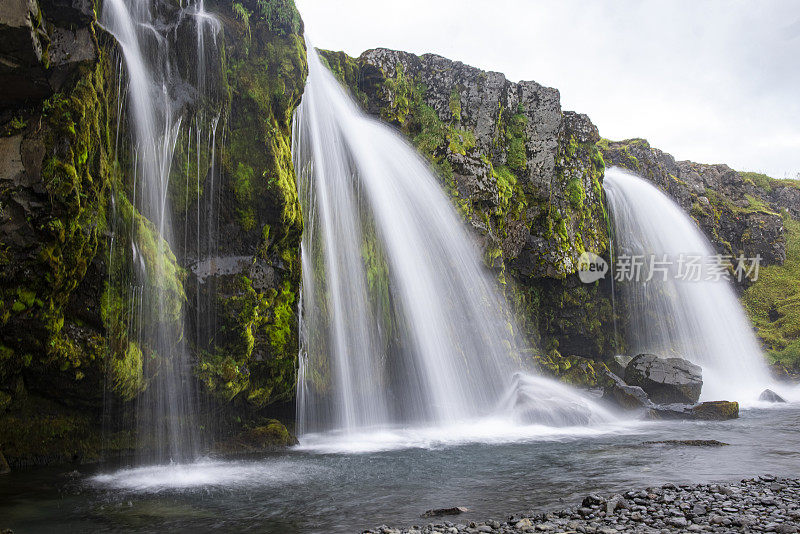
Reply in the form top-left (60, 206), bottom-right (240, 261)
top-left (647, 401), bottom-right (739, 421)
top-left (759, 389), bottom-right (787, 403)
top-left (642, 440), bottom-right (729, 446)
top-left (691, 401), bottom-right (739, 420)
top-left (213, 419), bottom-right (298, 453)
top-left (602, 371), bottom-right (653, 410)
top-left (421, 506), bottom-right (469, 518)
top-left (624, 353), bottom-right (702, 404)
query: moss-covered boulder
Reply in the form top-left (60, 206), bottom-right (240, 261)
top-left (213, 418), bottom-right (298, 453)
top-left (690, 401), bottom-right (739, 421)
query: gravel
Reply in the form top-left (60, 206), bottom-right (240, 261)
top-left (366, 476), bottom-right (800, 533)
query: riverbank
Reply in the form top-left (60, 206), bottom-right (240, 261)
top-left (370, 476), bottom-right (800, 534)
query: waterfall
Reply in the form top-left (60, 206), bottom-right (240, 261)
top-left (603, 167), bottom-right (774, 402)
top-left (101, 0), bottom-right (221, 463)
top-left (293, 45), bottom-right (615, 437)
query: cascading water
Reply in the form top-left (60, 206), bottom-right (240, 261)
top-left (603, 167), bottom-right (776, 402)
top-left (293, 44), bottom-right (615, 440)
top-left (101, 0), bottom-right (222, 463)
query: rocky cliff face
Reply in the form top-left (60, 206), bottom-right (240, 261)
top-left (600, 138), bottom-right (800, 374)
top-left (0, 0), bottom-right (308, 467)
top-left (320, 48), bottom-right (619, 384)
top-left (601, 139), bottom-right (788, 270)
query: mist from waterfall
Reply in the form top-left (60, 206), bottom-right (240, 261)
top-left (603, 167), bottom-right (776, 402)
top-left (292, 44), bottom-right (616, 439)
top-left (101, 0), bottom-right (221, 463)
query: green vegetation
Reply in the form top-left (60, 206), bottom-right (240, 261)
top-left (741, 171), bottom-right (800, 194)
top-left (0, 395), bottom-right (136, 467)
top-left (201, 0), bottom-right (307, 410)
top-left (743, 215), bottom-right (800, 372)
top-left (197, 275), bottom-right (298, 407)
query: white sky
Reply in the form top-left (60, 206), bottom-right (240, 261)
top-left (295, 0), bottom-right (800, 179)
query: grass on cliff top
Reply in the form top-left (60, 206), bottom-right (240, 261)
top-left (743, 214), bottom-right (800, 371)
top-left (741, 171), bottom-right (800, 193)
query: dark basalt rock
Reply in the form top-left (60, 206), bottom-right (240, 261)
top-left (624, 353), bottom-right (703, 404)
top-left (212, 420), bottom-right (298, 453)
top-left (642, 440), bottom-right (729, 446)
top-left (602, 371), bottom-right (652, 410)
top-left (691, 400), bottom-right (739, 420)
top-left (759, 389), bottom-right (787, 403)
top-left (647, 401), bottom-right (739, 421)
top-left (38, 0), bottom-right (94, 24)
top-left (421, 506), bottom-right (469, 518)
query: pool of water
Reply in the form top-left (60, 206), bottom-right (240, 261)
top-left (2, 406), bottom-right (799, 533)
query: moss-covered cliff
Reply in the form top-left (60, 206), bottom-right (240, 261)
top-left (0, 0), bottom-right (308, 468)
top-left (190, 0), bottom-right (307, 415)
top-left (601, 138), bottom-right (800, 375)
top-left (317, 48), bottom-right (619, 384)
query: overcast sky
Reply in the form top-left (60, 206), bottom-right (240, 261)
top-left (295, 0), bottom-right (800, 179)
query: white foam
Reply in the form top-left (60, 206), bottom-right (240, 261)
top-left (90, 459), bottom-right (320, 492)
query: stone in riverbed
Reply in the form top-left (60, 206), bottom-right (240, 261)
top-left (642, 440), bottom-right (729, 447)
top-left (421, 506), bottom-right (469, 518)
top-left (691, 401), bottom-right (739, 420)
top-left (759, 389), bottom-right (787, 403)
top-left (646, 401), bottom-right (739, 421)
top-left (624, 353), bottom-right (703, 404)
top-left (212, 419), bottom-right (298, 453)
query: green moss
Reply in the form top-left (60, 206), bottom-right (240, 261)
top-left (504, 106), bottom-right (528, 171)
top-left (0, 394), bottom-right (136, 467)
top-left (567, 176), bottom-right (585, 209)
top-left (257, 0), bottom-right (302, 36)
top-left (232, 2), bottom-right (252, 49)
top-left (0, 55), bottom-right (117, 401)
top-left (449, 89), bottom-right (462, 122)
top-left (743, 215), bottom-right (800, 371)
top-left (740, 170), bottom-right (800, 194)
top-left (198, 273), bottom-right (298, 408)
top-left (741, 171), bottom-right (773, 192)
top-left (213, 418), bottom-right (297, 452)
top-left (232, 162), bottom-right (256, 230)
top-left (382, 63), bottom-right (413, 125)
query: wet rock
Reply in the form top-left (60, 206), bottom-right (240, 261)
top-left (642, 439), bottom-right (729, 447)
top-left (602, 371), bottom-right (652, 410)
top-left (38, 0), bottom-right (93, 24)
top-left (759, 389), bottom-right (787, 403)
top-left (377, 476), bottom-right (800, 533)
top-left (581, 493), bottom-right (605, 507)
top-left (212, 419), bottom-right (298, 453)
top-left (421, 507), bottom-right (469, 518)
top-left (690, 400), bottom-right (739, 420)
top-left (624, 353), bottom-right (703, 404)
